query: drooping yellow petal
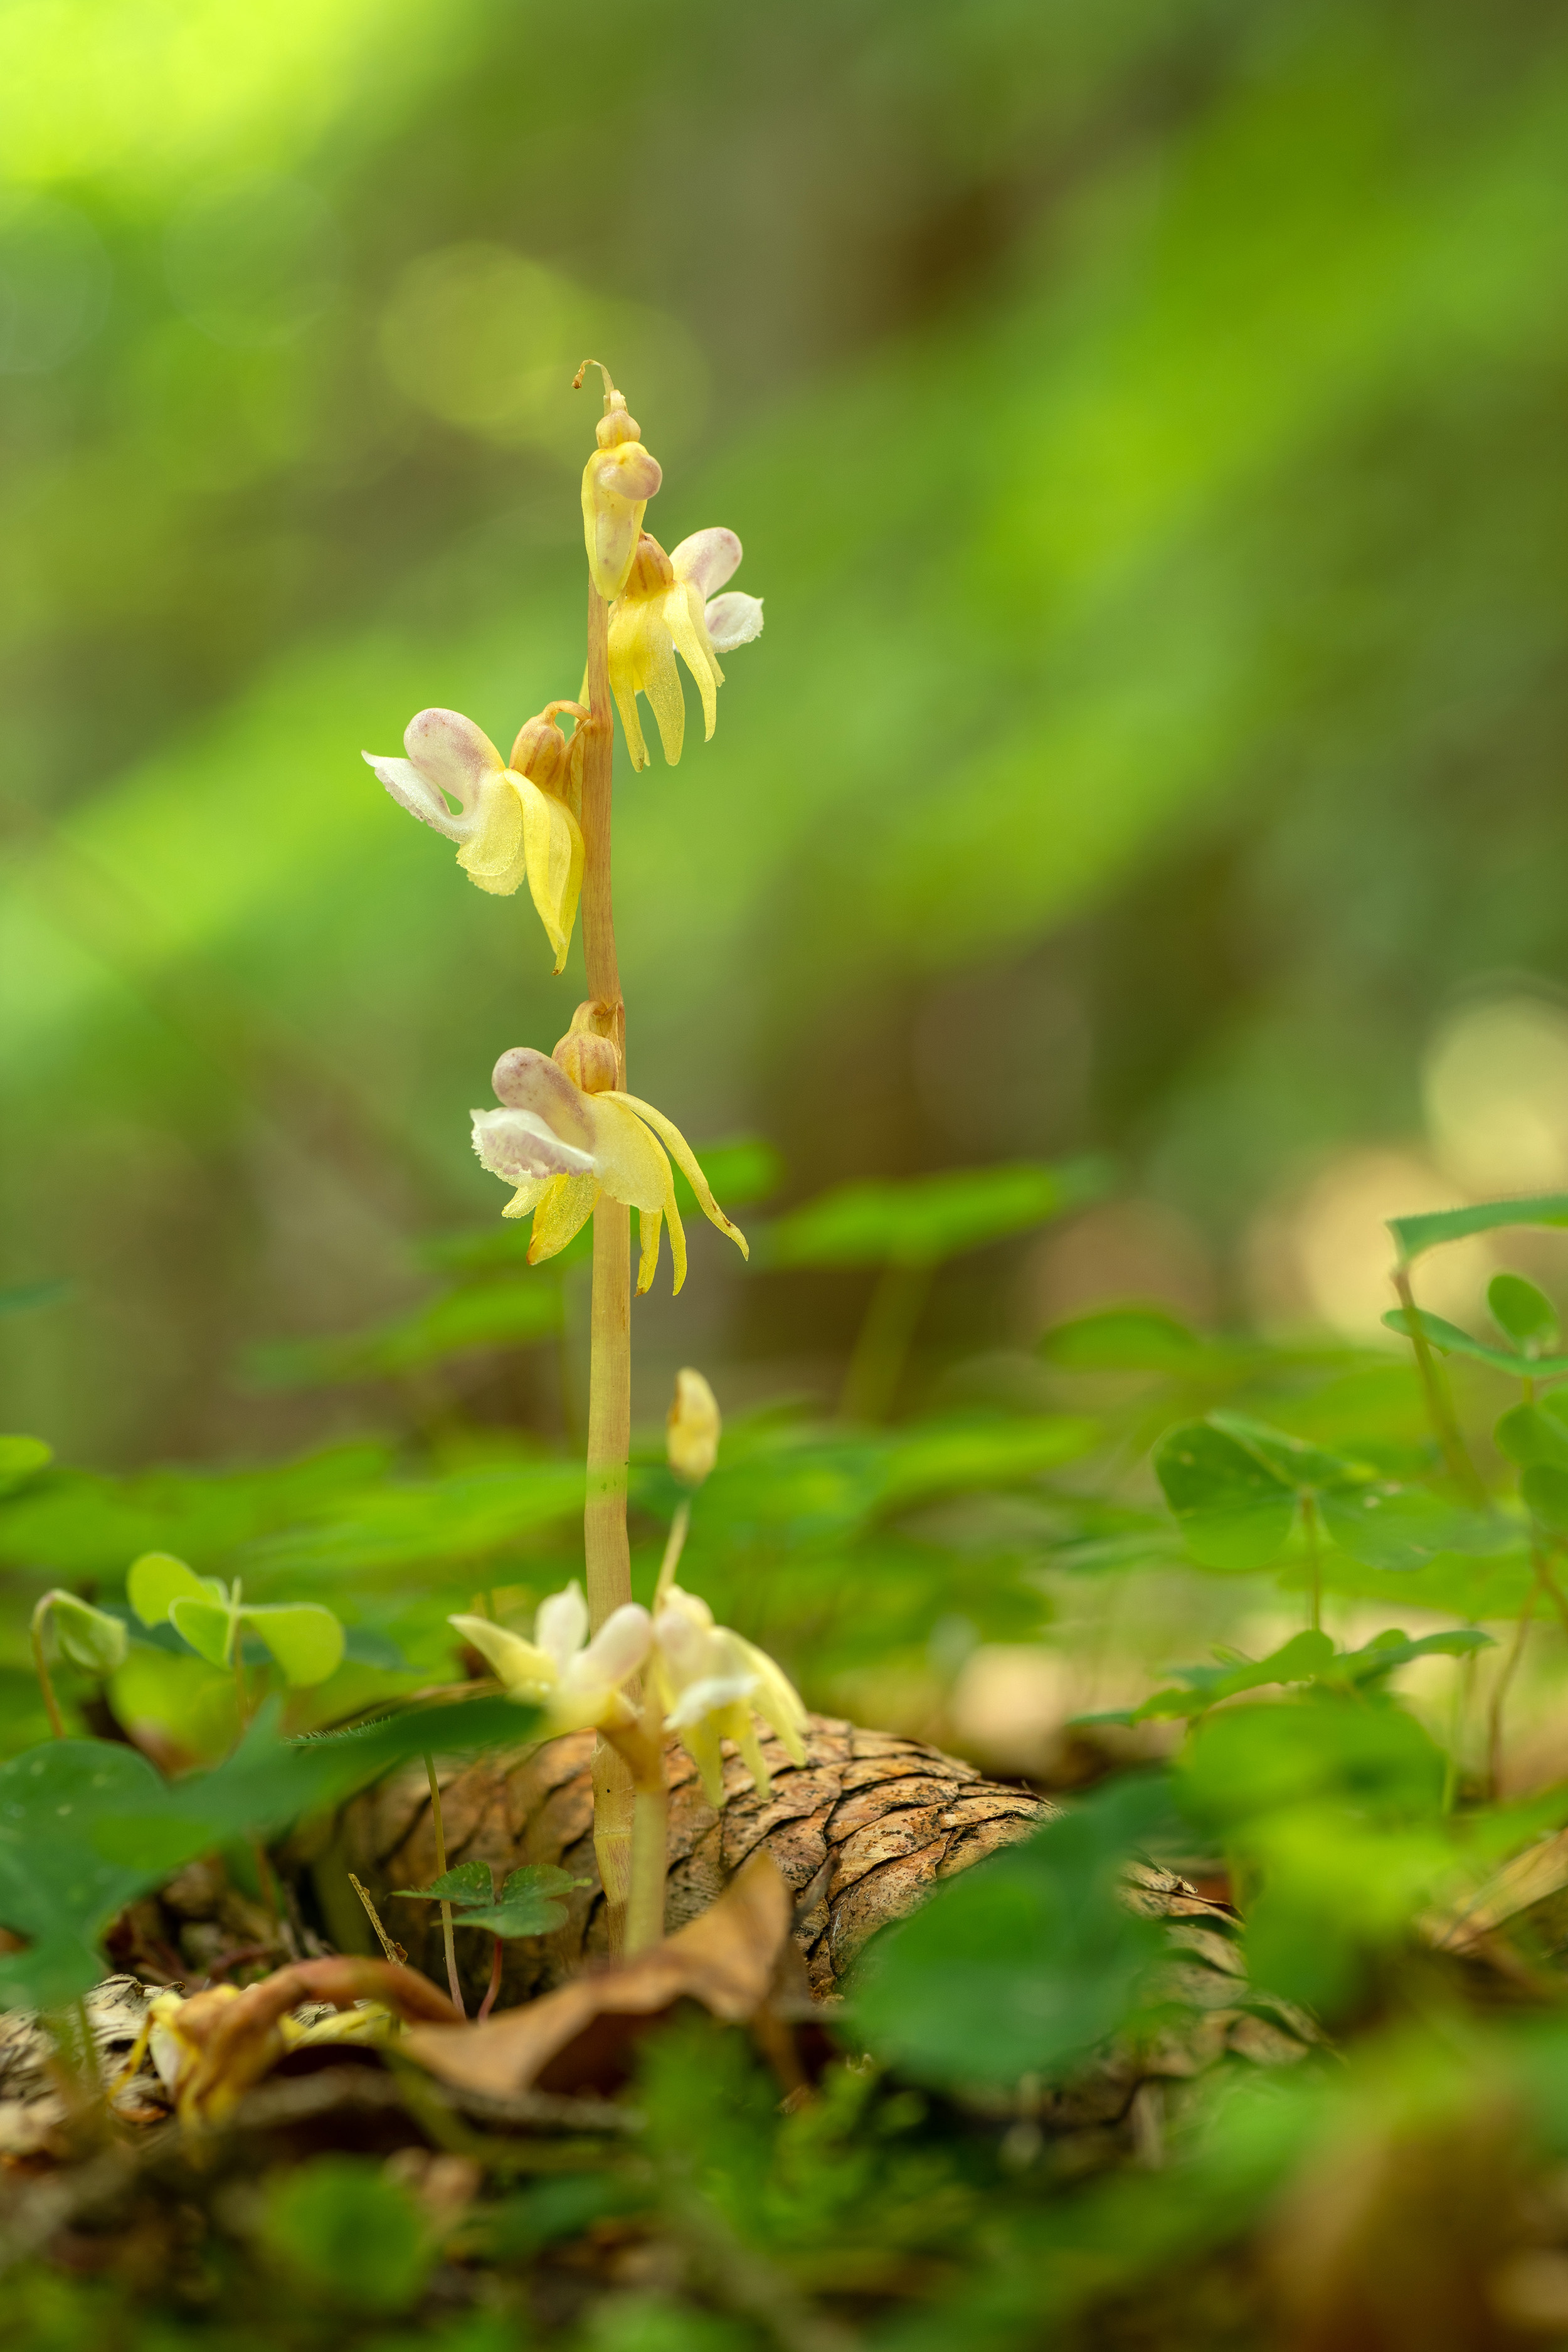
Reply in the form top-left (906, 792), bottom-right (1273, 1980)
top-left (737, 1635), bottom-right (809, 1766)
top-left (635, 1207), bottom-right (663, 1296)
top-left (666, 582), bottom-right (723, 742)
top-left (456, 773), bottom-right (527, 894)
top-left (527, 1173), bottom-right (600, 1263)
top-left (679, 1711), bottom-right (727, 1808)
top-left (502, 1177), bottom-right (552, 1222)
top-left (607, 592), bottom-right (684, 770)
top-left (516, 771), bottom-right (585, 973)
top-left (606, 1093), bottom-right (748, 1262)
top-left (585, 1097), bottom-right (689, 1293)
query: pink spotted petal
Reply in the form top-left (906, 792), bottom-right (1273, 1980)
top-left (402, 707), bottom-right (506, 818)
top-left (670, 527), bottom-right (742, 599)
top-left (490, 1046), bottom-right (596, 1148)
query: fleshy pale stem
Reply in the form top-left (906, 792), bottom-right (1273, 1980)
top-left (603, 1712), bottom-right (669, 1956)
top-left (581, 573), bottom-right (637, 1937)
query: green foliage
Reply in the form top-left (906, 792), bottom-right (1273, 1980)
top-left (762, 1160), bottom-right (1104, 1269)
top-left (1489, 1272), bottom-right (1561, 1356)
top-left (1389, 1194), bottom-right (1568, 1264)
top-left (129, 1551), bottom-right (346, 1685)
top-left (1131, 1625), bottom-right (1491, 1722)
top-left (248, 1274), bottom-right (562, 1390)
top-left (850, 1777), bottom-right (1173, 2087)
top-left (1155, 1407), bottom-right (1510, 1579)
top-left (33, 1591), bottom-right (127, 1676)
top-left (1384, 1303), bottom-right (1568, 1379)
top-left (393, 1862), bottom-right (582, 1937)
top-left (260, 2155), bottom-right (433, 2312)
top-left (0, 1695), bottom-right (534, 2006)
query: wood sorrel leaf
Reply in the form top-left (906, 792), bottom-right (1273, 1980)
top-left (1522, 1464), bottom-right (1568, 1541)
top-left (1496, 1403), bottom-right (1568, 1472)
top-left (1153, 1421), bottom-right (1297, 1569)
top-left (392, 1863), bottom-right (494, 1906)
top-left (1389, 1194), bottom-right (1568, 1264)
top-left (45, 1592), bottom-right (129, 1675)
top-left (1490, 1272), bottom-right (1560, 1355)
top-left (452, 1865), bottom-right (584, 1938)
top-left (241, 1602), bottom-right (344, 1686)
top-left (127, 1551), bottom-right (223, 1627)
top-left (1382, 1305), bottom-right (1568, 1380)
top-left (169, 1594), bottom-right (235, 1666)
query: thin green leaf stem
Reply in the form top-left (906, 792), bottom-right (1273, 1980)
top-left (1392, 1266), bottom-right (1486, 1502)
top-left (841, 1259), bottom-right (937, 1423)
top-left (29, 1596), bottom-right (64, 1740)
top-left (425, 1752), bottom-right (465, 2018)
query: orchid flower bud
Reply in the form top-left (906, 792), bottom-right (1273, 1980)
top-left (553, 1002), bottom-right (620, 1094)
top-left (667, 1368), bottom-right (721, 1487)
top-left (575, 361), bottom-right (663, 601)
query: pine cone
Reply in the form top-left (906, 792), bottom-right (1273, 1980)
top-left (325, 1714), bottom-right (1052, 2010)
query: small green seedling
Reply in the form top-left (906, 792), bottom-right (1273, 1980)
top-left (127, 1551), bottom-right (346, 1712)
top-left (30, 1589), bottom-right (129, 1739)
top-left (393, 1862), bottom-right (584, 2020)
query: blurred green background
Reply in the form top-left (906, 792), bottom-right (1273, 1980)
top-left (6, 0), bottom-right (1568, 1472)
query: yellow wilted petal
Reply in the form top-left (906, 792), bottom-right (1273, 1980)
top-left (527, 1173), bottom-right (600, 1263)
top-left (607, 1094), bottom-right (748, 1261)
top-left (516, 773), bottom-right (585, 974)
top-left (666, 582), bottom-right (722, 742)
top-left (456, 773), bottom-right (527, 894)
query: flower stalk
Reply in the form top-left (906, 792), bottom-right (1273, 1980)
top-left (580, 551), bottom-right (637, 1938)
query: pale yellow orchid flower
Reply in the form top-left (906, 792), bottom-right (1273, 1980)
top-left (469, 1034), bottom-right (749, 1296)
top-left (363, 702), bottom-right (586, 972)
top-left (576, 364), bottom-right (663, 601)
top-left (449, 1581), bottom-right (651, 1734)
top-left (647, 1584), bottom-right (807, 1808)
top-left (608, 527), bottom-right (764, 770)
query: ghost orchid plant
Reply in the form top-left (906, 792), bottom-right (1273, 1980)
top-left (364, 360), bottom-right (765, 1947)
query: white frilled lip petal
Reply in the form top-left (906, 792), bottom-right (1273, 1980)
top-left (363, 751), bottom-right (465, 839)
top-left (665, 1671), bottom-right (758, 1729)
top-left (670, 527), bottom-right (742, 599)
top-left (535, 1582), bottom-right (589, 1668)
top-left (471, 1106), bottom-right (597, 1184)
top-left (403, 707), bottom-right (506, 816)
top-left (702, 591), bottom-right (764, 652)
